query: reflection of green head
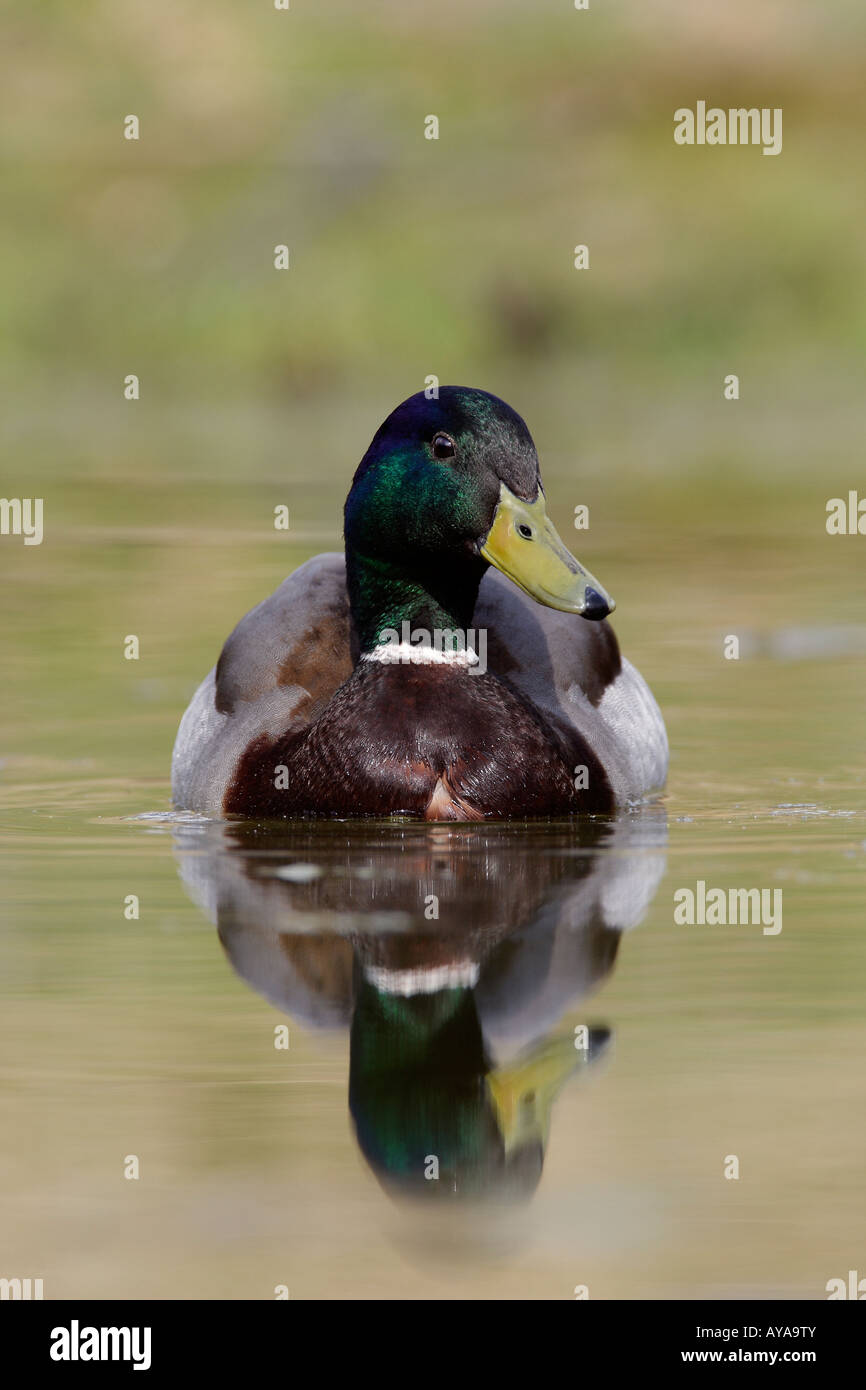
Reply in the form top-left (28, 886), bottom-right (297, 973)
top-left (349, 980), bottom-right (608, 1204)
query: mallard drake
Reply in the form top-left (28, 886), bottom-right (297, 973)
top-left (171, 387), bottom-right (667, 819)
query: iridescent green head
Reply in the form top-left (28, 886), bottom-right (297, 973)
top-left (344, 386), bottom-right (612, 651)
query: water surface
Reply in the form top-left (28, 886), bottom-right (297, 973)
top-left (1, 521), bottom-right (863, 1300)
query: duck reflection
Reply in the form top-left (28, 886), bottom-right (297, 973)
top-left (174, 811), bottom-right (666, 1205)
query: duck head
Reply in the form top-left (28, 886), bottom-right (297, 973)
top-left (344, 386), bottom-right (614, 651)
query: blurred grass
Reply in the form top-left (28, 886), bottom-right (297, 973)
top-left (2, 1), bottom-right (864, 393)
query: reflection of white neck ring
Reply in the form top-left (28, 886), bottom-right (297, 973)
top-left (363, 961), bottom-right (480, 996)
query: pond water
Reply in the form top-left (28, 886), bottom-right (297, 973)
top-left (1, 515), bottom-right (864, 1300)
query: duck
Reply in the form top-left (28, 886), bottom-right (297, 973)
top-left (171, 386), bottom-right (667, 820)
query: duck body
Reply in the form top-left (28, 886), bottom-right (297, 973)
top-left (224, 638), bottom-right (607, 820)
top-left (172, 555), bottom-right (667, 819)
top-left (172, 388), bottom-right (667, 820)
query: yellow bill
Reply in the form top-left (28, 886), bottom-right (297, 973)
top-left (480, 483), bottom-right (614, 619)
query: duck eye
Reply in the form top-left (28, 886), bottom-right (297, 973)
top-left (517, 523), bottom-right (533, 539)
top-left (431, 432), bottom-right (456, 460)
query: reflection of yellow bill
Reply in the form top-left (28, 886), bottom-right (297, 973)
top-left (486, 1034), bottom-right (587, 1154)
top-left (481, 484), bottom-right (614, 619)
